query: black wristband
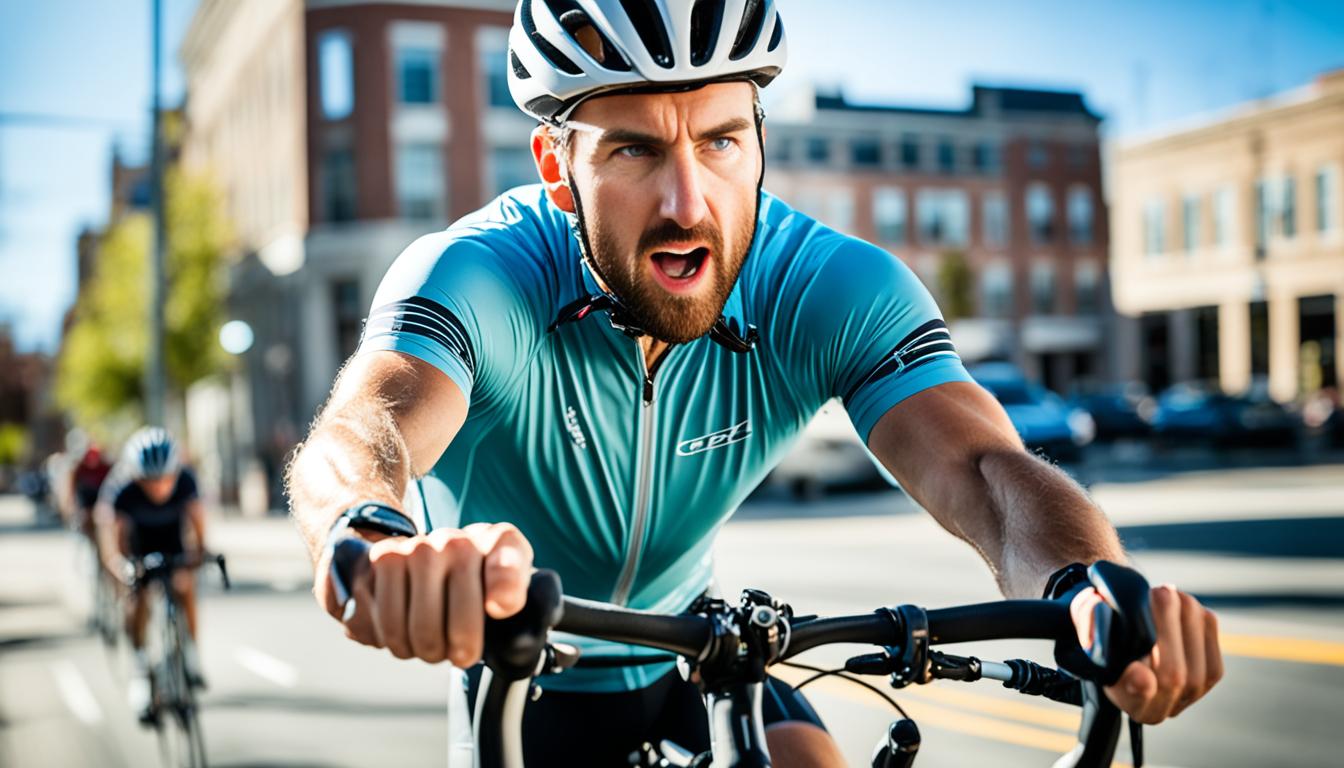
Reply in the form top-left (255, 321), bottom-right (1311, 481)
top-left (1042, 562), bottom-right (1091, 600)
top-left (328, 501), bottom-right (419, 542)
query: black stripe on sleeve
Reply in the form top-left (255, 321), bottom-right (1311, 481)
top-left (362, 296), bottom-right (476, 376)
top-left (843, 319), bottom-right (960, 403)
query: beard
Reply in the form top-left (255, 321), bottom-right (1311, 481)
top-left (583, 207), bottom-right (756, 345)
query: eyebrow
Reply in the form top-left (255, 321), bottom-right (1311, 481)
top-left (596, 116), bottom-right (755, 147)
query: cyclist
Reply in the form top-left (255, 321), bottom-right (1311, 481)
top-left (71, 444), bottom-right (112, 541)
top-left (289, 1), bottom-right (1223, 764)
top-left (97, 426), bottom-right (208, 723)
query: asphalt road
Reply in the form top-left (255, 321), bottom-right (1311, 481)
top-left (1, 461), bottom-right (1341, 767)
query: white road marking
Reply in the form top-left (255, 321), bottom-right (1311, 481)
top-left (234, 646), bottom-right (299, 688)
top-left (51, 660), bottom-right (103, 725)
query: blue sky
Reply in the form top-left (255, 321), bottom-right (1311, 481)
top-left (2, 0), bottom-right (1343, 352)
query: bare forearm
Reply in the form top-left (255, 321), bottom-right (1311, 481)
top-left (976, 449), bottom-right (1125, 598)
top-left (285, 400), bottom-right (412, 563)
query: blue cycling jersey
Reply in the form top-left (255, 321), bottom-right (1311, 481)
top-left (358, 186), bottom-right (972, 691)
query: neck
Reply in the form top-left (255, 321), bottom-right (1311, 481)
top-left (639, 336), bottom-right (671, 373)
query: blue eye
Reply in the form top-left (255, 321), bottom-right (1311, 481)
top-left (708, 137), bottom-right (734, 151)
top-left (617, 144), bottom-right (652, 158)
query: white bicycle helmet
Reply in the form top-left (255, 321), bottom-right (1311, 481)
top-left (507, 0), bottom-right (788, 124)
top-left (124, 426), bottom-right (181, 480)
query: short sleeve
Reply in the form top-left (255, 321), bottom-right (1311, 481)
top-left (177, 468), bottom-right (199, 501)
top-left (358, 232), bottom-right (538, 403)
top-left (794, 237), bottom-right (973, 443)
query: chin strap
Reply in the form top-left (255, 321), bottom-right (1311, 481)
top-left (548, 290), bottom-right (759, 353)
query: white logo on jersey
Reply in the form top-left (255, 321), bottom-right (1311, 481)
top-left (676, 420), bottom-right (751, 457)
top-left (564, 406), bottom-right (587, 450)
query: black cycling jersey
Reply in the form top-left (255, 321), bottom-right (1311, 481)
top-left (111, 468), bottom-right (199, 558)
top-left (463, 666), bottom-right (825, 765)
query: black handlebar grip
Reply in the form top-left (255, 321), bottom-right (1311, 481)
top-left (482, 569), bottom-right (564, 681)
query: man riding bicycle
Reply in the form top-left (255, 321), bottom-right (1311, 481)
top-left (97, 427), bottom-right (209, 723)
top-left (289, 1), bottom-right (1223, 764)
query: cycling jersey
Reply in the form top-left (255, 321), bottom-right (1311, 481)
top-left (359, 186), bottom-right (971, 691)
top-left (104, 467), bottom-right (199, 559)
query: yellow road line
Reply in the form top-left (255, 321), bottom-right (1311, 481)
top-left (1222, 633), bottom-right (1344, 666)
top-left (898, 683), bottom-right (1078, 732)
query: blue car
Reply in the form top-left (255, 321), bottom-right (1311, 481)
top-left (968, 363), bottom-right (1095, 462)
top-left (1152, 382), bottom-right (1298, 446)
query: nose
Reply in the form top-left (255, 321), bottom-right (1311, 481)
top-left (657, 145), bottom-right (709, 230)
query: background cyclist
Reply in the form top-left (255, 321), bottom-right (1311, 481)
top-left (97, 426), bottom-right (208, 723)
top-left (288, 1), bottom-right (1223, 764)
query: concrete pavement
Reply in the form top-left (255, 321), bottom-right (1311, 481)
top-left (1, 460), bottom-right (1341, 767)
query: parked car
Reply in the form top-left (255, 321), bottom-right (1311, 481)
top-left (1067, 382), bottom-right (1156, 440)
top-left (1152, 381), bottom-right (1298, 447)
top-left (968, 363), bottom-right (1095, 463)
top-left (768, 399), bottom-right (890, 499)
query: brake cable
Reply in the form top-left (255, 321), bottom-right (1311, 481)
top-left (777, 659), bottom-right (911, 720)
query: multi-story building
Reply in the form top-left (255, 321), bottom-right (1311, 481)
top-left (765, 85), bottom-right (1109, 392)
top-left (1109, 69), bottom-right (1344, 402)
top-left (179, 0), bottom-right (521, 509)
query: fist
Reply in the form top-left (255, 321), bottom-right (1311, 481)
top-left (316, 522), bottom-right (533, 666)
top-left (1104, 584), bottom-right (1223, 723)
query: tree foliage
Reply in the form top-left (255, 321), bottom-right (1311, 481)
top-left (56, 169), bottom-right (232, 427)
top-left (936, 249), bottom-right (975, 323)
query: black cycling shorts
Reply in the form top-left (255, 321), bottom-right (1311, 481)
top-left (464, 665), bottom-right (826, 765)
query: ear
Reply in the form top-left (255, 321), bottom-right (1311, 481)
top-left (531, 125), bottom-right (575, 213)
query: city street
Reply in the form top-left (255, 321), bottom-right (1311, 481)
top-left (1, 462), bottom-right (1341, 768)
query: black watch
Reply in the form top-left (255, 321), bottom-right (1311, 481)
top-left (328, 502), bottom-right (419, 542)
top-left (1042, 562), bottom-right (1091, 600)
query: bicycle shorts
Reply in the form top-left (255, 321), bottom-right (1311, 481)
top-left (462, 664), bottom-right (826, 765)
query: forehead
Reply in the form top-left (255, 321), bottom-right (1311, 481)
top-left (569, 81), bottom-right (756, 138)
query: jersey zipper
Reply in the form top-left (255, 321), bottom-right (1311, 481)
top-left (611, 343), bottom-right (662, 606)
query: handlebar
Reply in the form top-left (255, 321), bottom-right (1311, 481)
top-left (328, 536), bottom-right (1153, 768)
top-left (131, 551), bottom-right (231, 591)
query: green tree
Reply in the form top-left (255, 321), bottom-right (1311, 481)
top-left (57, 169), bottom-right (232, 427)
top-left (936, 249), bottom-right (975, 323)
top-left (0, 423), bottom-right (29, 467)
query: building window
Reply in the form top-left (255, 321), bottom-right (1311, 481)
top-left (794, 189), bottom-right (853, 232)
top-left (321, 148), bottom-right (357, 222)
top-left (318, 30), bottom-right (354, 120)
top-left (477, 28), bottom-right (513, 109)
top-left (1027, 182), bottom-right (1054, 244)
top-left (873, 187), bottom-right (907, 245)
top-left (900, 134), bottom-right (920, 170)
top-left (973, 141), bottom-right (1000, 174)
top-left (1068, 186), bottom-right (1093, 245)
top-left (1255, 179), bottom-right (1273, 255)
top-left (1182, 195), bottom-right (1200, 253)
top-left (982, 191), bottom-right (1007, 247)
top-left (1143, 199), bottom-right (1165, 258)
top-left (1281, 176), bottom-right (1296, 238)
top-left (937, 139), bottom-right (956, 175)
top-left (491, 146), bottom-right (536, 197)
top-left (768, 135), bottom-right (792, 164)
top-left (805, 137), bottom-right (831, 165)
top-left (850, 137), bottom-right (881, 168)
top-left (1075, 262), bottom-right (1100, 315)
top-left (1318, 167), bottom-right (1339, 232)
top-left (397, 46), bottom-right (438, 104)
top-left (980, 263), bottom-right (1013, 318)
top-left (332, 278), bottom-right (363, 361)
top-left (1213, 186), bottom-right (1235, 247)
top-left (1028, 141), bottom-right (1049, 169)
top-left (916, 189), bottom-right (969, 247)
top-left (394, 143), bottom-right (446, 220)
top-left (1030, 262), bottom-right (1056, 315)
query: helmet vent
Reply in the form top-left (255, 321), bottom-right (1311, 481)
top-left (689, 0), bottom-right (724, 67)
top-left (767, 13), bottom-right (783, 52)
top-left (729, 0), bottom-right (767, 61)
top-left (510, 50), bottom-right (532, 80)
top-left (523, 0), bottom-right (583, 75)
top-left (618, 0), bottom-right (676, 69)
top-left (549, 3), bottom-right (632, 71)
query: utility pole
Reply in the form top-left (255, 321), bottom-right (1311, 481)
top-left (146, 0), bottom-right (167, 427)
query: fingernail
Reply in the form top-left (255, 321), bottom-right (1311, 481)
top-left (495, 547), bottom-right (521, 568)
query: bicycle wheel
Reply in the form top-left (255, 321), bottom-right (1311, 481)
top-left (155, 591), bottom-right (208, 767)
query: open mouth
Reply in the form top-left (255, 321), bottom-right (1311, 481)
top-left (650, 246), bottom-right (710, 281)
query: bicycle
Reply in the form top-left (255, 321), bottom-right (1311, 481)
top-left (331, 538), bottom-right (1158, 768)
top-left (128, 551), bottom-right (231, 768)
